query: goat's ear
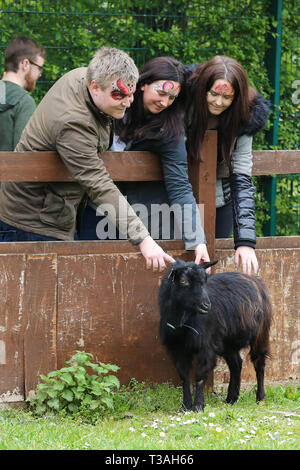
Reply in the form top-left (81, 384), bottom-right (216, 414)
top-left (167, 267), bottom-right (177, 282)
top-left (199, 260), bottom-right (218, 270)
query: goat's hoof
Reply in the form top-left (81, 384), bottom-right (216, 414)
top-left (191, 404), bottom-right (204, 413)
top-left (256, 394), bottom-right (265, 403)
top-left (179, 403), bottom-right (193, 413)
top-left (225, 397), bottom-right (238, 405)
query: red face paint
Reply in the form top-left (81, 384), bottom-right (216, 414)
top-left (213, 82), bottom-right (234, 96)
top-left (111, 79), bottom-right (136, 100)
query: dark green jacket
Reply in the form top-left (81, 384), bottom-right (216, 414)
top-left (0, 80), bottom-right (36, 151)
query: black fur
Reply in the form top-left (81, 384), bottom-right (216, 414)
top-left (159, 260), bottom-right (272, 411)
top-left (237, 93), bottom-right (270, 137)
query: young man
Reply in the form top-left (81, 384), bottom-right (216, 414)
top-left (0, 46), bottom-right (174, 271)
top-left (0, 37), bottom-right (45, 151)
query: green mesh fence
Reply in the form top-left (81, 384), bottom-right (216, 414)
top-left (0, 0), bottom-right (299, 234)
top-left (0, 0), bottom-right (273, 102)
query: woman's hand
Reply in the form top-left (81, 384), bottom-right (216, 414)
top-left (139, 236), bottom-right (175, 271)
top-left (194, 243), bottom-right (211, 271)
top-left (234, 246), bottom-right (258, 275)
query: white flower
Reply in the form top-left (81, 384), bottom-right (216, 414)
top-left (160, 432), bottom-right (166, 438)
top-left (209, 422), bottom-right (214, 427)
top-left (197, 436), bottom-right (203, 440)
top-left (129, 427), bottom-right (135, 432)
top-left (141, 432), bottom-right (147, 438)
top-left (216, 427), bottom-right (223, 432)
top-left (238, 427), bottom-right (245, 432)
top-left (209, 412), bottom-right (215, 417)
top-left (239, 439), bottom-right (246, 444)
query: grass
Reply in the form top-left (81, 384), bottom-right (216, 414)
top-left (0, 382), bottom-right (299, 451)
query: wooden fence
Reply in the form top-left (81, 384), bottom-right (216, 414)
top-left (0, 130), bottom-right (299, 405)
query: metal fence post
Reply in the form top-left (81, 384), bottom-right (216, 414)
top-left (264, 0), bottom-right (283, 236)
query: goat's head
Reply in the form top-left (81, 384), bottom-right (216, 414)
top-left (167, 259), bottom-right (218, 315)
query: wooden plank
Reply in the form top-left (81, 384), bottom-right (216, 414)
top-left (56, 250), bottom-right (194, 385)
top-left (0, 147), bottom-right (299, 183)
top-left (102, 151), bottom-right (163, 181)
top-left (217, 149), bottom-right (300, 178)
top-left (0, 239), bottom-right (185, 256)
top-left (23, 254), bottom-right (58, 399)
top-left (0, 255), bottom-right (27, 404)
top-left (188, 130), bottom-right (217, 259)
top-left (252, 150), bottom-right (300, 175)
top-left (0, 151), bottom-right (72, 182)
top-left (216, 236), bottom-right (300, 250)
top-left (0, 151), bottom-right (163, 182)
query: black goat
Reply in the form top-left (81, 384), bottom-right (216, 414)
top-left (158, 259), bottom-right (272, 411)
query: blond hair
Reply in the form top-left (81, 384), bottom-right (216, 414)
top-left (86, 46), bottom-right (138, 90)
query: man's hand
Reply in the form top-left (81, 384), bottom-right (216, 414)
top-left (139, 236), bottom-right (175, 272)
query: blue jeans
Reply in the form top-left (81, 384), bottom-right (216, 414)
top-left (0, 220), bottom-right (60, 242)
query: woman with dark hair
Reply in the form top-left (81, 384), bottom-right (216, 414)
top-left (185, 55), bottom-right (270, 274)
top-left (80, 56), bottom-right (209, 264)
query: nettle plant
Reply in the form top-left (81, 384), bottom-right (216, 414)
top-left (30, 351), bottom-right (120, 420)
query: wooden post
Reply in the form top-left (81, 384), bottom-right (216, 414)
top-left (188, 130), bottom-right (217, 260)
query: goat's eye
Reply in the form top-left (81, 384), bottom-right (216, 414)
top-left (179, 279), bottom-right (189, 286)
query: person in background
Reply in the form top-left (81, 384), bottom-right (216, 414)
top-left (0, 36), bottom-right (45, 151)
top-left (80, 56), bottom-right (210, 265)
top-left (0, 46), bottom-right (175, 272)
top-left (185, 55), bottom-right (270, 274)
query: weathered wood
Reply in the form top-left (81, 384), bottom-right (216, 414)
top-left (0, 147), bottom-right (299, 183)
top-left (217, 149), bottom-right (300, 178)
top-left (0, 255), bottom-right (27, 404)
top-left (23, 254), bottom-right (58, 398)
top-left (188, 130), bottom-right (217, 259)
top-left (0, 151), bottom-right (162, 182)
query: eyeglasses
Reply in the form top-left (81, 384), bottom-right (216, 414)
top-left (28, 59), bottom-right (43, 75)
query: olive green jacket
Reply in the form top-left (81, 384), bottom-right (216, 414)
top-left (0, 68), bottom-right (149, 243)
top-left (0, 80), bottom-right (36, 151)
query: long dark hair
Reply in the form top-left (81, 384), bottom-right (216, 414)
top-left (186, 55), bottom-right (257, 169)
top-left (116, 56), bottom-right (186, 143)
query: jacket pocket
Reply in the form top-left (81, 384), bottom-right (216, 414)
top-left (40, 192), bottom-right (75, 231)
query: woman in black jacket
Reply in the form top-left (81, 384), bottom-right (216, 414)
top-left (186, 55), bottom-right (270, 274)
top-left (80, 56), bottom-right (210, 264)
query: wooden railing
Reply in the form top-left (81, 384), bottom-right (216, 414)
top-left (0, 131), bottom-right (299, 258)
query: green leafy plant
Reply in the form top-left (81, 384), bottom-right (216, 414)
top-left (29, 351), bottom-right (120, 422)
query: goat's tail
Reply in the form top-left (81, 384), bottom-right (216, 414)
top-left (251, 282), bottom-right (273, 361)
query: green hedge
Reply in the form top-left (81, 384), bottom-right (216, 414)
top-left (0, 0), bottom-right (299, 234)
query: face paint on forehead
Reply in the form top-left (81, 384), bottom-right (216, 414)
top-left (111, 78), bottom-right (136, 100)
top-left (153, 81), bottom-right (181, 97)
top-left (212, 82), bottom-right (234, 96)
